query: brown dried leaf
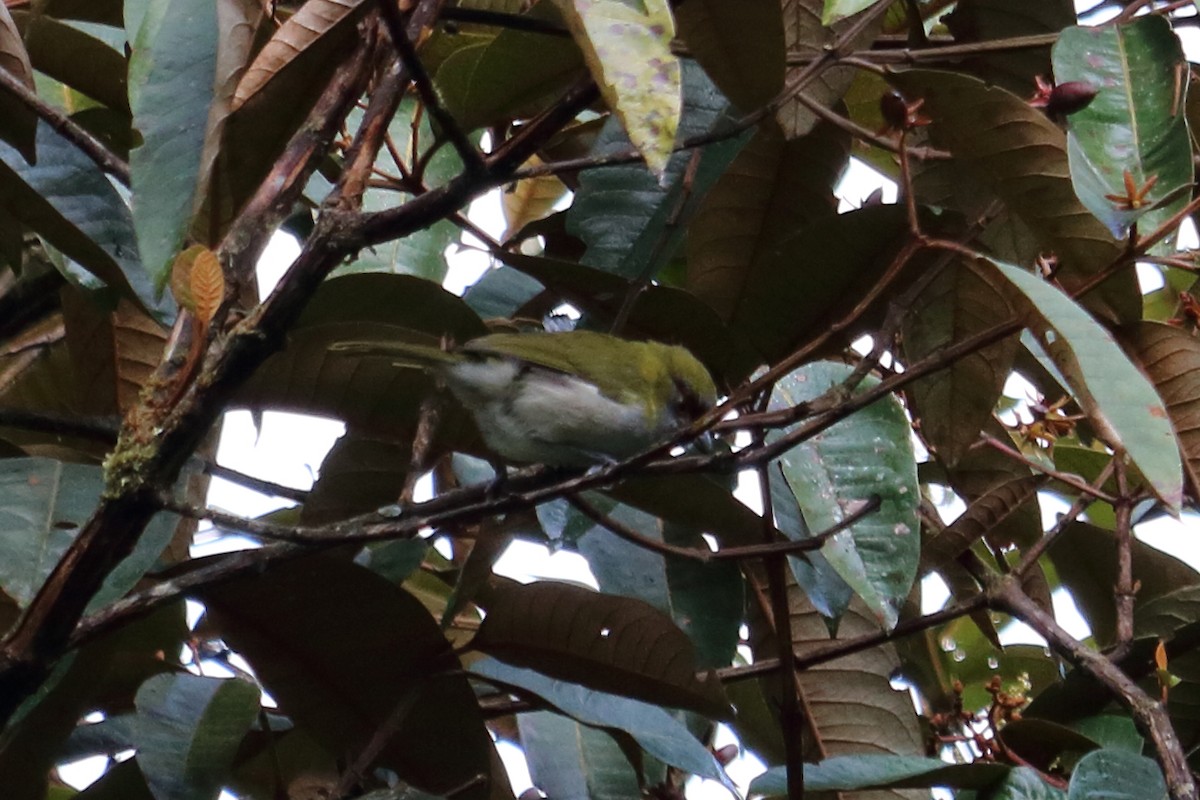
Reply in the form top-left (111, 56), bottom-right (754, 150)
top-left (1122, 321), bottom-right (1200, 498)
top-left (169, 244), bottom-right (209, 312)
top-left (745, 574), bottom-right (925, 796)
top-left (921, 475), bottom-right (1048, 575)
top-left (190, 248), bottom-right (225, 324)
top-left (232, 0), bottom-right (366, 111)
top-left (61, 292), bottom-right (168, 415)
top-left (501, 158), bottom-right (568, 241)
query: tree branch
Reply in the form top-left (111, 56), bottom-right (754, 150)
top-left (0, 65), bottom-right (131, 185)
top-left (992, 578), bottom-right (1196, 800)
top-left (376, 0), bottom-right (487, 176)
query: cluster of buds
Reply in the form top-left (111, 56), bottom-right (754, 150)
top-left (1013, 395), bottom-right (1084, 449)
top-left (928, 676), bottom-right (1029, 764)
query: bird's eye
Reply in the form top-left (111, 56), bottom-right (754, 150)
top-left (671, 379), bottom-right (708, 421)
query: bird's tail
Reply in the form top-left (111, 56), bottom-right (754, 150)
top-left (330, 339), bottom-right (459, 367)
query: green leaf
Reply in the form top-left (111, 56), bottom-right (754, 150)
top-left (0, 607), bottom-right (185, 800)
top-left (133, 674), bottom-right (259, 800)
top-left (0, 458), bottom-right (177, 611)
top-left (471, 657), bottom-right (734, 787)
top-left (462, 266), bottom-right (544, 319)
top-left (1049, 522), bottom-right (1200, 648)
top-left (436, 22), bottom-right (584, 131)
top-left (200, 555), bottom-right (496, 800)
top-left (767, 464), bottom-right (851, 619)
top-left (0, 123), bottom-right (167, 318)
top-left (1067, 748), bottom-right (1166, 800)
top-left (567, 61), bottom-right (731, 276)
top-left (771, 362), bottom-right (920, 628)
top-left (991, 259), bottom-right (1183, 510)
top-left (889, 69), bottom-right (1138, 324)
top-left (673, 0), bottom-right (784, 113)
top-left (750, 754), bottom-right (1010, 795)
top-left (19, 12), bottom-right (130, 113)
top-left (563, 493), bottom-right (744, 669)
top-left (518, 709), bottom-right (644, 799)
top-left (981, 765), bottom-right (1067, 799)
top-left (1070, 715), bottom-right (1143, 753)
top-left (128, 0), bottom-right (219, 284)
top-left (472, 579), bottom-right (732, 719)
top-left (1054, 17), bottom-right (1191, 241)
top-left (338, 98), bottom-right (464, 281)
top-left (555, 0), bottom-right (680, 177)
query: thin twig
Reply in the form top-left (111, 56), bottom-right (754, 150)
top-left (976, 434), bottom-right (1118, 503)
top-left (793, 90), bottom-right (950, 161)
top-left (376, 0), bottom-right (487, 176)
top-left (202, 461), bottom-right (309, 503)
top-left (0, 66), bottom-right (131, 185)
top-left (756, 451), bottom-right (804, 798)
top-left (1113, 459), bottom-right (1136, 657)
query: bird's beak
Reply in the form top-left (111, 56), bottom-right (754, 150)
top-left (694, 429), bottom-right (716, 454)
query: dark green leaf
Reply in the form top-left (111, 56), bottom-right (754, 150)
top-left (20, 13), bottom-right (130, 113)
top-left (200, 555), bottom-right (496, 800)
top-left (1049, 522), bottom-right (1200, 648)
top-left (771, 362), bottom-right (920, 628)
top-left (1067, 748), bottom-right (1166, 800)
top-left (471, 657), bottom-right (733, 786)
top-left (0, 458), bottom-right (177, 611)
top-left (128, 0), bottom-right (219, 283)
top-left (518, 709), bottom-right (643, 800)
top-left (979, 765), bottom-right (1067, 799)
top-left (0, 123), bottom-right (167, 318)
top-left (567, 61), bottom-right (731, 275)
top-left (566, 493), bottom-right (743, 669)
top-left (1054, 17), bottom-right (1191, 240)
top-left (991, 259), bottom-right (1182, 510)
top-left (751, 754), bottom-right (1010, 795)
top-left (132, 674), bottom-right (259, 800)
